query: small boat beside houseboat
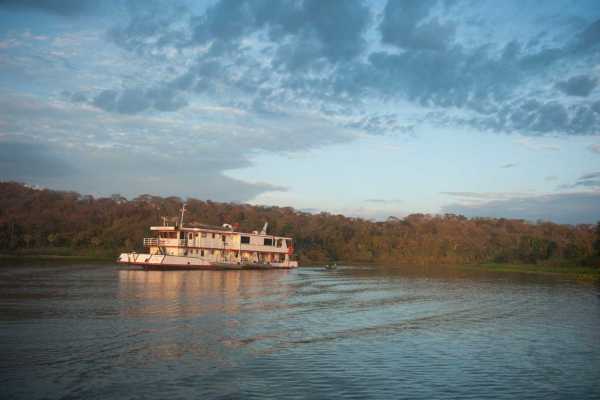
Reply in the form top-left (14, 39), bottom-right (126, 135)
top-left (117, 205), bottom-right (298, 270)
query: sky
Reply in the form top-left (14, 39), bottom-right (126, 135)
top-left (0, 0), bottom-right (600, 224)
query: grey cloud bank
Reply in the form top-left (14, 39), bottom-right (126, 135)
top-left (443, 192), bottom-right (600, 225)
top-left (0, 90), bottom-right (351, 201)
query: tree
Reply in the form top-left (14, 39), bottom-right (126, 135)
top-left (594, 222), bottom-right (600, 256)
top-left (0, 182), bottom-right (596, 265)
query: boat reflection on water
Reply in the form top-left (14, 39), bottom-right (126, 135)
top-left (116, 268), bottom-right (296, 364)
top-left (117, 268), bottom-right (293, 318)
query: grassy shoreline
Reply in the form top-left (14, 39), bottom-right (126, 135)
top-left (0, 249), bottom-right (116, 261)
top-left (461, 262), bottom-right (600, 280)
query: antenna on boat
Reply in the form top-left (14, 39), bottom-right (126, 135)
top-left (260, 221), bottom-right (268, 235)
top-left (179, 203), bottom-right (186, 228)
top-left (162, 216), bottom-right (168, 226)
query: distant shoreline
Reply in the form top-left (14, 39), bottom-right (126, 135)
top-left (459, 262), bottom-right (600, 281)
top-left (0, 253), bottom-right (115, 261)
top-left (2, 253), bottom-right (598, 279)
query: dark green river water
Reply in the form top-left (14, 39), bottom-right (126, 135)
top-left (1, 262), bottom-right (599, 399)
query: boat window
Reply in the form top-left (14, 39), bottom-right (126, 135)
top-left (201, 249), bottom-right (204, 257)
top-left (276, 239), bottom-right (282, 247)
top-left (179, 232), bottom-right (185, 239)
top-left (264, 238), bottom-right (273, 246)
top-left (286, 239), bottom-right (292, 248)
top-left (212, 233), bottom-right (215, 239)
top-left (222, 235), bottom-right (226, 242)
top-left (241, 236), bottom-right (250, 244)
top-left (188, 233), bottom-right (193, 240)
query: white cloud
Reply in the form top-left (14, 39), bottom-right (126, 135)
top-left (514, 137), bottom-right (560, 152)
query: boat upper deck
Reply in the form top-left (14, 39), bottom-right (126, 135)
top-left (146, 225), bottom-right (294, 254)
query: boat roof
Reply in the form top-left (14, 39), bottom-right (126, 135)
top-left (150, 225), bottom-right (293, 239)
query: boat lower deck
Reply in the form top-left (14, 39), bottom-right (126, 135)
top-left (117, 253), bottom-right (298, 270)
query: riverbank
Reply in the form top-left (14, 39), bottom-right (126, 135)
top-left (335, 259), bottom-right (600, 280)
top-left (0, 254), bottom-right (114, 261)
top-left (2, 252), bottom-right (598, 280)
top-left (0, 248), bottom-right (116, 261)
top-left (462, 262), bottom-right (600, 281)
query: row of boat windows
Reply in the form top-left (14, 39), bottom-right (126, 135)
top-left (158, 232), bottom-right (291, 247)
top-left (159, 232), bottom-right (221, 239)
top-left (185, 249), bottom-right (286, 262)
top-left (241, 236), bottom-right (285, 247)
top-left (187, 249), bottom-right (232, 257)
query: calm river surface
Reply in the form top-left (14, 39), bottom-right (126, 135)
top-left (1, 262), bottom-right (599, 399)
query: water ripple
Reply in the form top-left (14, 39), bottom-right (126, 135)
top-left (1, 263), bottom-right (599, 399)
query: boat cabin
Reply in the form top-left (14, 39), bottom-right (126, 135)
top-left (143, 225), bottom-right (295, 265)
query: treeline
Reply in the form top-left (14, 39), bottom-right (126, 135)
top-left (1, 182), bottom-right (599, 266)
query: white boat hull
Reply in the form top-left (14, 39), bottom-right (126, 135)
top-left (117, 253), bottom-right (298, 270)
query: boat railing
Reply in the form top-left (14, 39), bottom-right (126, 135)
top-left (143, 238), bottom-right (188, 247)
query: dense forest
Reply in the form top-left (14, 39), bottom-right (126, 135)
top-left (1, 182), bottom-right (599, 267)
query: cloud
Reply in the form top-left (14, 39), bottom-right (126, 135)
top-left (0, 141), bottom-right (286, 201)
top-left (500, 163), bottom-right (517, 168)
top-left (379, 0), bottom-right (456, 51)
top-left (589, 143), bottom-right (600, 154)
top-left (0, 92), bottom-right (354, 200)
top-left (466, 99), bottom-right (599, 135)
top-left (575, 18), bottom-right (600, 51)
top-left (440, 191), bottom-right (530, 200)
top-left (102, 0), bottom-right (374, 121)
top-left (514, 137), bottom-right (560, 151)
top-left (3, 0), bottom-right (600, 210)
top-left (580, 172), bottom-right (600, 180)
top-left (556, 75), bottom-right (598, 97)
top-left (340, 206), bottom-right (407, 221)
top-left (558, 172), bottom-right (600, 189)
top-left (192, 0), bottom-right (371, 63)
top-left (369, 14), bottom-right (600, 135)
top-left (343, 114), bottom-right (413, 135)
top-left (573, 172), bottom-right (600, 188)
top-left (442, 191), bottom-right (600, 224)
top-left (91, 87), bottom-right (187, 114)
top-left (364, 198), bottom-right (403, 204)
top-left (78, 0), bottom-right (600, 139)
top-left (0, 0), bottom-right (95, 16)
top-left (0, 141), bottom-right (73, 179)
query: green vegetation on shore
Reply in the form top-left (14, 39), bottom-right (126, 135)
top-left (467, 262), bottom-right (600, 279)
top-left (1, 182), bottom-right (599, 272)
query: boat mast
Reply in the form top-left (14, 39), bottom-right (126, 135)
top-left (179, 203), bottom-right (186, 228)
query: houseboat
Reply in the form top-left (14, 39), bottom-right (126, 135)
top-left (117, 205), bottom-right (298, 270)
